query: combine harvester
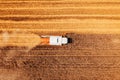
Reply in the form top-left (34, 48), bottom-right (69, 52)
top-left (0, 32), bottom-right (69, 48)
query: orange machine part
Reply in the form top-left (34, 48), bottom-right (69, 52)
top-left (40, 37), bottom-right (50, 45)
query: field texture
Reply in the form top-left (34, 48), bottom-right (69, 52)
top-left (0, 0), bottom-right (120, 80)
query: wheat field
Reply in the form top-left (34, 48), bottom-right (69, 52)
top-left (0, 0), bottom-right (120, 34)
top-left (0, 0), bottom-right (120, 80)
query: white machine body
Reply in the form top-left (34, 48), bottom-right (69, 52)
top-left (41, 36), bottom-right (68, 45)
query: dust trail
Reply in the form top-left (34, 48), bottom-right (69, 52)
top-left (0, 31), bottom-right (41, 80)
top-left (0, 30), bottom-right (41, 63)
top-left (0, 31), bottom-right (40, 50)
